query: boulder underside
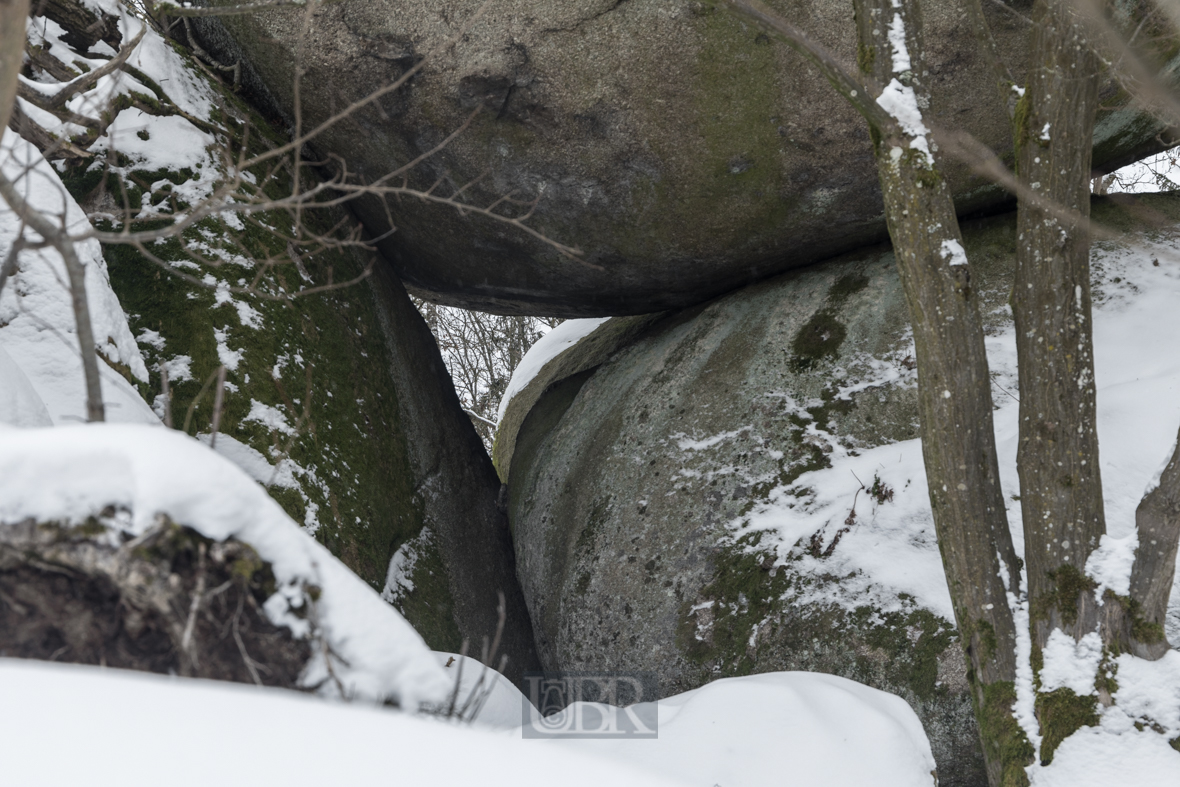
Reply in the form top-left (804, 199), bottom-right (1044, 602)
top-left (200, 0), bottom-right (1168, 315)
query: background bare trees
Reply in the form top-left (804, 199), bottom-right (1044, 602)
top-left (414, 299), bottom-right (560, 450)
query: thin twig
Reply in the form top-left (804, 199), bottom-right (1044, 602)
top-left (210, 364), bottom-right (227, 448)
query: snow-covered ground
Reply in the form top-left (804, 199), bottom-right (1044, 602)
top-left (0, 133), bottom-right (155, 426)
top-left (0, 658), bottom-right (938, 787)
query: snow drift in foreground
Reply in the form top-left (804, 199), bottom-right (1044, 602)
top-left (0, 423), bottom-right (450, 707)
top-left (442, 649), bottom-right (938, 787)
top-left (0, 659), bottom-right (939, 787)
top-left (0, 659), bottom-right (682, 787)
top-left (538, 672), bottom-right (936, 787)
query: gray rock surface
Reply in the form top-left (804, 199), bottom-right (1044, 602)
top-left (497, 213), bottom-right (1017, 785)
top-left (198, 0), bottom-right (1166, 316)
top-left (496, 196), bottom-right (1180, 784)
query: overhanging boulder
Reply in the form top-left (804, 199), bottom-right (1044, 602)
top-left (198, 0), bottom-right (1170, 315)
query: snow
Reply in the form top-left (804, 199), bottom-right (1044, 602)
top-left (0, 423), bottom-right (451, 708)
top-left (497, 317), bottom-right (608, 422)
top-left (1032, 652), bottom-right (1180, 786)
top-left (162, 353), bottom-right (193, 382)
top-left (382, 528), bottom-right (428, 604)
top-left (0, 656), bottom-right (940, 787)
top-left (0, 346), bottom-right (52, 427)
top-left (874, 9), bottom-right (934, 166)
top-left (877, 80), bottom-right (930, 141)
top-left (242, 399), bottom-right (296, 435)
top-left (731, 233), bottom-right (1180, 637)
top-left (0, 132), bottom-right (156, 426)
top-left (887, 12), bottom-right (912, 73)
top-left (1039, 630), bottom-right (1105, 696)
top-left (940, 238), bottom-right (968, 267)
top-left (0, 659), bottom-right (684, 787)
top-left (673, 425), bottom-right (753, 451)
top-left (121, 16), bottom-right (219, 119)
top-left (197, 432), bottom-right (299, 490)
top-left (213, 326), bottom-right (244, 370)
top-left (537, 672), bottom-right (937, 787)
top-left (432, 651), bottom-right (528, 731)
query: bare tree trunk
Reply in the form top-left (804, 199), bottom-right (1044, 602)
top-left (0, 0), bottom-right (30, 134)
top-left (851, 1), bottom-right (1031, 783)
top-left (1124, 426), bottom-right (1180, 659)
top-left (1014, 0), bottom-right (1105, 658)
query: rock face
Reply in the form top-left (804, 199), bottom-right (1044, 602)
top-left (26, 2), bottom-right (540, 686)
top-left (494, 196), bottom-right (1180, 785)
top-left (198, 0), bottom-right (1165, 316)
top-left (496, 215), bottom-right (1014, 785)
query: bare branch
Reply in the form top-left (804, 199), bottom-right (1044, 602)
top-left (154, 0), bottom-right (308, 17)
top-left (0, 168), bottom-right (105, 421)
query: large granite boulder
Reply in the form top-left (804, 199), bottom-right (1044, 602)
top-left (494, 194), bottom-right (1180, 785)
top-left (195, 0), bottom-right (1166, 316)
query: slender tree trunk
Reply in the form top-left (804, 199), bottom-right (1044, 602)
top-left (1011, 0), bottom-right (1106, 763)
top-left (1124, 426), bottom-right (1180, 659)
top-left (0, 0), bottom-right (29, 134)
top-left (1014, 0), bottom-right (1105, 650)
top-left (851, 1), bottom-right (1031, 784)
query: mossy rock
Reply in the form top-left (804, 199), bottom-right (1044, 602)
top-left (192, 0), bottom-right (1173, 316)
top-left (498, 193), bottom-right (1180, 785)
top-left (52, 26), bottom-right (540, 684)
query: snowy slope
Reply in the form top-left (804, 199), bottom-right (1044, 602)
top-left (0, 132), bottom-right (155, 426)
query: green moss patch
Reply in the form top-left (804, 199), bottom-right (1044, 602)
top-left (1035, 688), bottom-right (1099, 765)
top-left (58, 47), bottom-right (462, 650)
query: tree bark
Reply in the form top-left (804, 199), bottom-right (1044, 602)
top-left (1013, 0), bottom-right (1104, 651)
top-left (0, 0), bottom-right (30, 134)
top-left (852, 1), bottom-right (1030, 784)
top-left (1126, 426), bottom-right (1180, 659)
